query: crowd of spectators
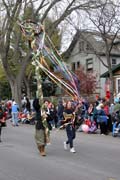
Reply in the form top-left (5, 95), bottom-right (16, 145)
top-left (0, 95), bottom-right (120, 137)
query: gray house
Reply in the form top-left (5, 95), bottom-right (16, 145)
top-left (64, 31), bottom-right (120, 97)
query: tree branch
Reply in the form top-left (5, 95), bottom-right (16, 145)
top-left (40, 0), bottom-right (61, 23)
top-left (35, 0), bottom-right (49, 16)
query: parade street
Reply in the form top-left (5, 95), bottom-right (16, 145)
top-left (0, 120), bottom-right (120, 180)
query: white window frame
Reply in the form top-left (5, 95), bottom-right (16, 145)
top-left (116, 78), bottom-right (120, 94)
top-left (112, 58), bottom-right (117, 66)
top-left (86, 58), bottom-right (93, 71)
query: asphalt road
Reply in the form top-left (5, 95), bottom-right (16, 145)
top-left (0, 120), bottom-right (120, 180)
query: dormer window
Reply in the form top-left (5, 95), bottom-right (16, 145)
top-left (79, 41), bottom-right (84, 52)
top-left (86, 43), bottom-right (92, 51)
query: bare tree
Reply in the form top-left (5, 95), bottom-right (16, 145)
top-left (84, 0), bottom-right (120, 102)
top-left (0, 0), bottom-right (101, 106)
top-left (64, 0), bottom-right (120, 102)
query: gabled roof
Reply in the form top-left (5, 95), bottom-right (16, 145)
top-left (63, 30), bottom-right (120, 60)
top-left (100, 63), bottom-right (120, 78)
top-left (63, 30), bottom-right (80, 59)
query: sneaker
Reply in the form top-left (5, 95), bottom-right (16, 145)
top-left (64, 142), bottom-right (68, 150)
top-left (70, 147), bottom-right (76, 153)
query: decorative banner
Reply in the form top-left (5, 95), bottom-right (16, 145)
top-left (18, 20), bottom-right (80, 98)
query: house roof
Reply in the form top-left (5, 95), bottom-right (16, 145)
top-left (63, 30), bottom-right (80, 59)
top-left (100, 63), bottom-right (120, 78)
top-left (63, 30), bottom-right (120, 60)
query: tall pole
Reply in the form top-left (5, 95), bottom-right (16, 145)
top-left (35, 63), bottom-right (43, 105)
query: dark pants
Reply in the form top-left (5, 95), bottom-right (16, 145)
top-left (66, 124), bottom-right (76, 148)
top-left (107, 115), bottom-right (112, 132)
top-left (0, 122), bottom-right (2, 137)
top-left (94, 118), bottom-right (98, 129)
top-left (100, 122), bottom-right (107, 135)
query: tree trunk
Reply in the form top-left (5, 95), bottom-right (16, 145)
top-left (10, 79), bottom-right (22, 109)
top-left (106, 51), bottom-right (114, 103)
top-left (1, 51), bottom-right (32, 108)
top-left (26, 81), bottom-right (31, 99)
top-left (23, 77), bottom-right (31, 99)
top-left (109, 72), bottom-right (114, 103)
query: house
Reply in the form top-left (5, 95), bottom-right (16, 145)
top-left (64, 30), bottom-right (120, 97)
top-left (100, 63), bottom-right (120, 96)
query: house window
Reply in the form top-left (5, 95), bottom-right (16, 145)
top-left (79, 41), bottom-right (84, 52)
top-left (71, 62), bottom-right (76, 71)
top-left (112, 59), bottom-right (117, 66)
top-left (116, 78), bottom-right (120, 93)
top-left (86, 43), bottom-right (92, 51)
top-left (86, 58), bottom-right (93, 71)
top-left (77, 61), bottom-right (80, 69)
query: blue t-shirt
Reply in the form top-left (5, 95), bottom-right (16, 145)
top-left (12, 104), bottom-right (19, 113)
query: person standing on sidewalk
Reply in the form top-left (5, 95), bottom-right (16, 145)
top-left (57, 99), bottom-right (64, 128)
top-left (11, 100), bottom-right (19, 126)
